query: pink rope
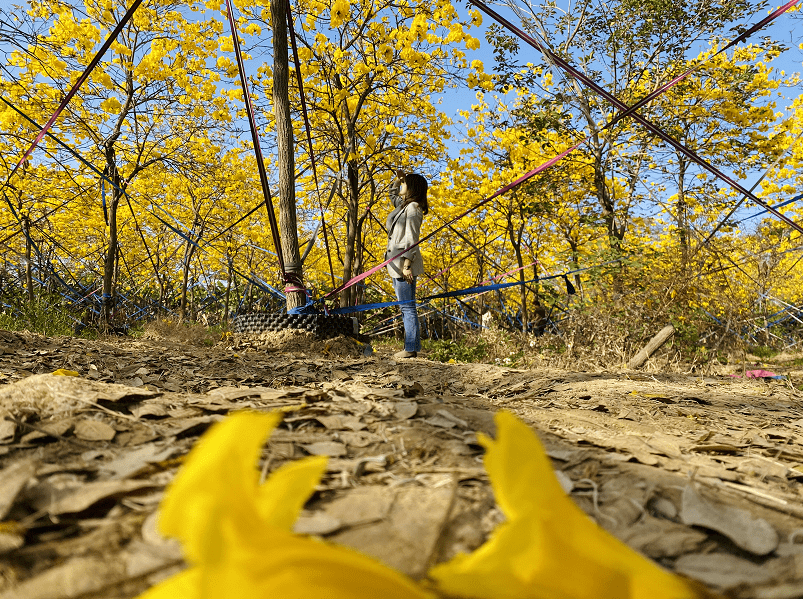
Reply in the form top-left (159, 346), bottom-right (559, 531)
top-left (481, 260), bottom-right (538, 285)
top-left (324, 143), bottom-right (583, 298)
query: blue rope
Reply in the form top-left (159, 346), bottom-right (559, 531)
top-left (243, 242), bottom-right (278, 257)
top-left (247, 273), bottom-right (285, 300)
top-left (149, 211), bottom-right (202, 251)
top-left (332, 299), bottom-right (408, 314)
top-left (704, 310), bottom-right (749, 342)
top-left (738, 193), bottom-right (803, 224)
top-left (334, 276), bottom-right (543, 314)
top-left (428, 303), bottom-right (481, 328)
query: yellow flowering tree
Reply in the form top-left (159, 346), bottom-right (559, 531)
top-left (651, 44), bottom-right (796, 271)
top-left (485, 0), bottom-right (776, 292)
top-left (236, 0), bottom-right (486, 306)
top-left (5, 0), bottom-right (237, 322)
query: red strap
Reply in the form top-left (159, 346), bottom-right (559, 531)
top-left (224, 0), bottom-right (286, 276)
top-left (286, 7), bottom-right (336, 289)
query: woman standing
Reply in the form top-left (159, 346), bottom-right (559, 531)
top-left (386, 169), bottom-right (428, 359)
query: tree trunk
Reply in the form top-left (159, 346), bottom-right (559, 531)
top-left (507, 213), bottom-right (527, 333)
top-left (354, 210), bottom-right (366, 308)
top-left (568, 239), bottom-right (583, 300)
top-left (180, 246), bottom-right (191, 322)
top-left (340, 160), bottom-right (359, 308)
top-left (519, 222), bottom-right (530, 331)
top-left (99, 71), bottom-right (135, 327)
top-left (271, 0), bottom-right (305, 311)
top-left (154, 249), bottom-right (165, 315)
top-left (101, 181), bottom-right (120, 327)
top-left (352, 180), bottom-right (376, 310)
top-left (23, 216), bottom-right (33, 305)
top-left (113, 244), bottom-right (121, 318)
top-left (180, 218), bottom-right (201, 322)
top-left (224, 258), bottom-right (232, 321)
top-left (231, 270), bottom-right (241, 316)
top-left (578, 96), bottom-right (625, 292)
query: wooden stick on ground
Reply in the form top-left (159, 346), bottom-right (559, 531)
top-left (628, 324), bottom-right (675, 369)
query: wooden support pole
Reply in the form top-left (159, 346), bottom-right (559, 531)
top-left (270, 0), bottom-right (305, 311)
top-left (628, 324), bottom-right (675, 369)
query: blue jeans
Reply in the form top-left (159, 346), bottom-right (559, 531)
top-left (392, 277), bottom-right (420, 352)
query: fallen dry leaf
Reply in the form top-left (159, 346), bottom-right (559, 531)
top-left (2, 556), bottom-right (124, 599)
top-left (301, 441), bottom-right (347, 457)
top-left (319, 486), bottom-right (395, 527)
top-left (330, 481), bottom-right (457, 579)
top-left (292, 511), bottom-right (343, 535)
top-left (47, 479), bottom-right (159, 516)
top-left (0, 419), bottom-right (15, 443)
top-left (74, 419), bottom-right (117, 442)
top-left (673, 553), bottom-right (776, 589)
top-left (394, 401), bottom-right (418, 420)
top-left (0, 458), bottom-right (37, 519)
top-left (101, 444), bottom-right (178, 480)
top-left (680, 482), bottom-right (779, 555)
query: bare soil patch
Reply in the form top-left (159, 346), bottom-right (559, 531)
top-left (1, 328), bottom-right (802, 598)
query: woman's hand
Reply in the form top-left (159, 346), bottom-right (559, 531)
top-left (402, 258), bottom-right (414, 284)
top-left (397, 169), bottom-right (408, 200)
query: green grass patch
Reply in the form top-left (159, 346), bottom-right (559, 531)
top-left (747, 345), bottom-right (779, 359)
top-left (0, 296), bottom-right (78, 337)
top-left (424, 337), bottom-right (489, 363)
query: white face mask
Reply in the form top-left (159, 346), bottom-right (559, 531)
top-left (399, 181), bottom-right (408, 198)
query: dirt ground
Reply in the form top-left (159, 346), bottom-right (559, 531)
top-left (1, 327), bottom-right (803, 598)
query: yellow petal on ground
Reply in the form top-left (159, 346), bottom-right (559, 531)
top-left (51, 368), bottom-right (79, 376)
top-left (138, 411), bottom-right (433, 599)
top-left (202, 526), bottom-right (435, 599)
top-left (254, 455), bottom-right (328, 529)
top-left (430, 411), bottom-right (702, 599)
top-left (135, 568), bottom-right (201, 599)
top-left (475, 413), bottom-right (566, 521)
top-left (432, 513), bottom-right (628, 599)
top-left (158, 411), bottom-right (282, 564)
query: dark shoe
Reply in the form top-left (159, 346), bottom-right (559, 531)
top-left (393, 350), bottom-right (417, 359)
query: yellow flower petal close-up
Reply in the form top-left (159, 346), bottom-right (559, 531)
top-left (429, 412), bottom-right (703, 599)
top-left (138, 410), bottom-right (708, 599)
top-left (138, 411), bottom-right (433, 599)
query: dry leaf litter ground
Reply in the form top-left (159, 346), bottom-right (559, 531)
top-left (1, 326), bottom-right (803, 598)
